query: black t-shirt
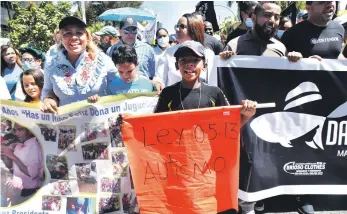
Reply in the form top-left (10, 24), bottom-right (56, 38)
top-left (343, 45), bottom-right (347, 58)
top-left (281, 20), bottom-right (344, 59)
top-left (154, 82), bottom-right (229, 113)
top-left (204, 33), bottom-right (224, 55)
top-left (225, 28), bottom-right (248, 45)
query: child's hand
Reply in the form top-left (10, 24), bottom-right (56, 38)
top-left (240, 99), bottom-right (257, 118)
top-left (88, 95), bottom-right (99, 103)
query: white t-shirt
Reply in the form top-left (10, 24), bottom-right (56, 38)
top-left (0, 77), bottom-right (11, 100)
top-left (153, 44), bottom-right (215, 87)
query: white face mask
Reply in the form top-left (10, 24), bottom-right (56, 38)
top-left (245, 18), bottom-right (254, 28)
top-left (157, 36), bottom-right (169, 48)
top-left (23, 61), bottom-right (37, 71)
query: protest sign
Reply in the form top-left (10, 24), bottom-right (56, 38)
top-left (210, 56), bottom-right (347, 202)
top-left (122, 107), bottom-right (241, 213)
top-left (0, 93), bottom-right (157, 214)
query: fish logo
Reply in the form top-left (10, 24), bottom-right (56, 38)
top-left (250, 82), bottom-right (347, 150)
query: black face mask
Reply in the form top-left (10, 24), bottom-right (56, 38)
top-left (254, 19), bottom-right (277, 41)
top-left (100, 42), bottom-right (111, 50)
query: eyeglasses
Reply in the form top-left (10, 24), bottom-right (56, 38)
top-left (174, 24), bottom-right (187, 30)
top-left (123, 29), bottom-right (137, 35)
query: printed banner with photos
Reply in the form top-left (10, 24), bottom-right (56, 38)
top-left (210, 56), bottom-right (347, 202)
top-left (122, 107), bottom-right (241, 213)
top-left (0, 93), bottom-right (158, 214)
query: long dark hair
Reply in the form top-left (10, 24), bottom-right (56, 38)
top-left (182, 13), bottom-right (205, 45)
top-left (1, 44), bottom-right (22, 77)
top-left (20, 69), bottom-right (44, 102)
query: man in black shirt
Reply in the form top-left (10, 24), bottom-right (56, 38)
top-left (225, 1), bottom-right (259, 45)
top-left (281, 1), bottom-right (344, 60)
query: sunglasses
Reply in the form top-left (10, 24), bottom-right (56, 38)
top-left (123, 29), bottom-right (137, 35)
top-left (174, 24), bottom-right (187, 30)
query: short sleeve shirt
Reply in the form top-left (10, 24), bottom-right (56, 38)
top-left (281, 20), bottom-right (344, 59)
top-left (154, 82), bottom-right (229, 113)
top-left (107, 74), bottom-right (154, 95)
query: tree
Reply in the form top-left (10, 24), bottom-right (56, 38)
top-left (85, 1), bottom-right (143, 26)
top-left (7, 1), bottom-right (77, 52)
top-left (277, 1), bottom-right (306, 12)
top-left (218, 16), bottom-right (239, 37)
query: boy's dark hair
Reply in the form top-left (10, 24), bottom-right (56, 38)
top-left (254, 1), bottom-right (279, 16)
top-left (238, 1), bottom-right (259, 21)
top-left (112, 45), bottom-right (138, 65)
top-left (20, 69), bottom-right (44, 103)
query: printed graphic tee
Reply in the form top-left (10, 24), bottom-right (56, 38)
top-left (107, 74), bottom-right (154, 95)
top-left (281, 20), bottom-right (344, 59)
top-left (154, 82), bottom-right (229, 113)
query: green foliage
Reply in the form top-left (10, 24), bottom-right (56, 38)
top-left (87, 22), bottom-right (105, 34)
top-left (8, 1), bottom-right (72, 52)
top-left (218, 16), bottom-right (239, 36)
top-left (85, 1), bottom-right (143, 26)
top-left (277, 1), bottom-right (306, 12)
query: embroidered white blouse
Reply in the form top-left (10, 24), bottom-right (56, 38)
top-left (42, 49), bottom-right (116, 106)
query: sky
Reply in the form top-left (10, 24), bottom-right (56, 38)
top-left (142, 1), bottom-right (238, 34)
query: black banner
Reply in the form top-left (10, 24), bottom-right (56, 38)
top-left (215, 57), bottom-right (347, 201)
top-left (195, 1), bottom-right (219, 32)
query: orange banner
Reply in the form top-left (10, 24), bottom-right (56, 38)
top-left (122, 107), bottom-right (241, 214)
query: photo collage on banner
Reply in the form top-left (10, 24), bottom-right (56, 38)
top-left (0, 95), bottom-right (158, 213)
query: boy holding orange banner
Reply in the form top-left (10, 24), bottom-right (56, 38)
top-left (154, 40), bottom-right (257, 126)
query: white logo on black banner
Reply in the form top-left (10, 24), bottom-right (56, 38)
top-left (250, 82), bottom-right (347, 150)
top-left (283, 161), bottom-right (326, 176)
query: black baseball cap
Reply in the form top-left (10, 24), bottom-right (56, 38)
top-left (174, 41), bottom-right (205, 58)
top-left (59, 16), bottom-right (87, 29)
top-left (119, 17), bottom-right (138, 30)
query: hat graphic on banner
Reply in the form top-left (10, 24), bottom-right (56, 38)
top-left (250, 82), bottom-right (347, 150)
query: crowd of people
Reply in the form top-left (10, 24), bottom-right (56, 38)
top-left (38, 124), bottom-right (57, 142)
top-left (50, 180), bottom-right (72, 196)
top-left (100, 177), bottom-right (121, 193)
top-left (57, 126), bottom-right (76, 151)
top-left (81, 123), bottom-right (107, 142)
top-left (108, 116), bottom-right (124, 147)
top-left (99, 196), bottom-right (121, 214)
top-left (42, 196), bottom-right (61, 211)
top-left (1, 1), bottom-right (347, 213)
top-left (81, 142), bottom-right (108, 160)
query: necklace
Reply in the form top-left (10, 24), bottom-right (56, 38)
top-left (179, 82), bottom-right (202, 110)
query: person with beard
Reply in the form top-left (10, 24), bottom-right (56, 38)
top-left (222, 2), bottom-right (301, 62)
top-left (220, 2), bottom-right (301, 214)
top-left (281, 1), bottom-right (344, 61)
top-left (95, 26), bottom-right (120, 55)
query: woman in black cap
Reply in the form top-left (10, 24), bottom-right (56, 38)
top-left (41, 16), bottom-right (116, 113)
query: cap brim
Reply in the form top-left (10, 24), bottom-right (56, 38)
top-left (121, 24), bottom-right (138, 30)
top-left (174, 46), bottom-right (204, 58)
top-left (59, 16), bottom-right (87, 29)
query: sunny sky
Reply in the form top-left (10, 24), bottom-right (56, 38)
top-left (142, 1), bottom-right (238, 34)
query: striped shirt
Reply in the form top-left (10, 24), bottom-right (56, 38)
top-left (107, 40), bottom-right (156, 79)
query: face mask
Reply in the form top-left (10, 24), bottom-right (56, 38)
top-left (277, 30), bottom-right (285, 39)
top-left (23, 61), bottom-right (37, 71)
top-left (245, 18), bottom-right (254, 28)
top-left (157, 36), bottom-right (169, 48)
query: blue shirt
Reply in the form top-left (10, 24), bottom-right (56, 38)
top-left (3, 64), bottom-right (23, 100)
top-left (107, 40), bottom-right (156, 79)
top-left (107, 74), bottom-right (154, 95)
top-left (43, 49), bottom-right (116, 106)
